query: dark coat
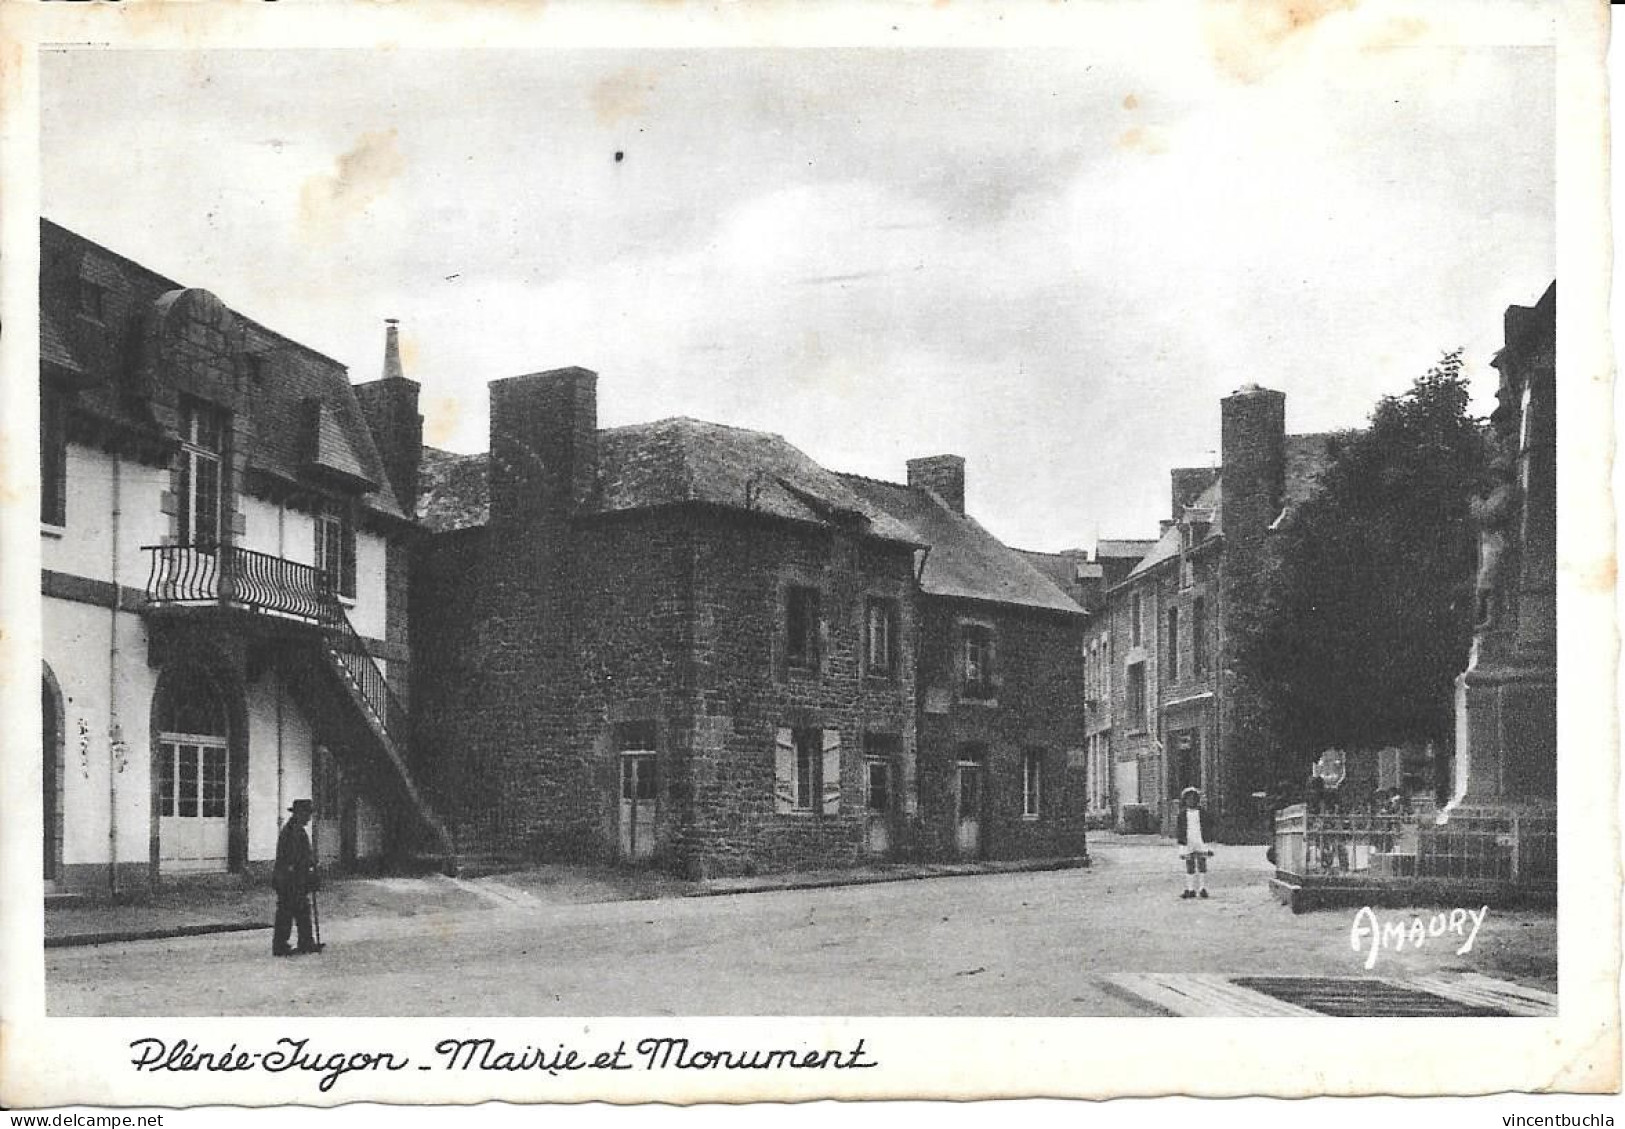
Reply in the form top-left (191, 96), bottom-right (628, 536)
top-left (273, 818), bottom-right (316, 897)
top-left (1176, 806), bottom-right (1210, 848)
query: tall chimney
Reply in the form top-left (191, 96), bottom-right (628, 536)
top-left (353, 318), bottom-right (423, 515)
top-left (907, 454), bottom-right (966, 515)
top-left (383, 317), bottom-right (405, 381)
top-left (1219, 384), bottom-right (1286, 544)
top-left (488, 367), bottom-right (599, 527)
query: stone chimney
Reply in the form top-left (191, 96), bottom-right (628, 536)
top-left (1219, 384), bottom-right (1286, 544)
top-left (353, 318), bottom-right (424, 515)
top-left (907, 454), bottom-right (966, 515)
top-left (488, 367), bottom-right (599, 527)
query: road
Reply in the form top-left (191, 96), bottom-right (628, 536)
top-left (46, 842), bottom-right (1556, 1016)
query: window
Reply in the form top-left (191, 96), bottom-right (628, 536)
top-left (1022, 748), bottom-right (1044, 819)
top-left (1089, 735), bottom-right (1112, 813)
top-left (77, 280), bottom-right (104, 321)
top-left (962, 623), bottom-right (996, 699)
top-left (864, 733), bottom-right (898, 813)
top-left (1127, 661), bottom-right (1147, 729)
top-left (315, 498), bottom-right (357, 600)
top-left (865, 597), bottom-right (899, 677)
top-left (1166, 607), bottom-right (1180, 683)
top-left (775, 726), bottom-right (840, 814)
top-left (1192, 597), bottom-right (1207, 675)
top-left (178, 400), bottom-right (226, 548)
top-left (785, 586), bottom-right (821, 671)
top-left (40, 386), bottom-right (66, 526)
top-left (866, 759), bottom-right (890, 812)
top-left (1130, 592), bottom-right (1143, 647)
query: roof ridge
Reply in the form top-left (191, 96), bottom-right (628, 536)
top-left (834, 469), bottom-right (910, 490)
top-left (601, 415), bottom-right (786, 442)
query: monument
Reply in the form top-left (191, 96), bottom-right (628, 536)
top-left (1432, 281), bottom-right (1557, 894)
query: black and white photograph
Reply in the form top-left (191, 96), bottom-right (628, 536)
top-left (0, 0), bottom-right (1616, 1114)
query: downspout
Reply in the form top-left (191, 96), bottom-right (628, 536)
top-left (107, 452), bottom-right (122, 895)
top-left (276, 504), bottom-right (286, 818)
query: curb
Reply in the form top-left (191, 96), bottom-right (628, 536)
top-left (687, 855), bottom-right (1092, 898)
top-left (45, 920), bottom-right (271, 949)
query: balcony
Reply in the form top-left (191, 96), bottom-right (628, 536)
top-left (144, 543), bottom-right (335, 625)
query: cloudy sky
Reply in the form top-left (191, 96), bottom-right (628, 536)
top-left (40, 5), bottom-right (1554, 550)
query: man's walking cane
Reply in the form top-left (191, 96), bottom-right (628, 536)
top-left (310, 870), bottom-right (323, 951)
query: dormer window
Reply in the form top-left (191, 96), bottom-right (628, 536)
top-left (315, 498), bottom-right (357, 601)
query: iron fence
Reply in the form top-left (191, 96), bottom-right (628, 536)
top-left (1274, 802), bottom-right (1555, 887)
top-left (144, 543), bottom-right (333, 623)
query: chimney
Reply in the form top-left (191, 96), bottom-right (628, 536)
top-left (907, 454), bottom-right (966, 515)
top-left (488, 367), bottom-right (598, 527)
top-left (1219, 383), bottom-right (1286, 545)
top-left (1170, 467), bottom-right (1220, 520)
top-left (353, 318), bottom-right (423, 515)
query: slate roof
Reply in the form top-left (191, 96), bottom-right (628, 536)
top-left (41, 219), bottom-right (404, 521)
top-left (596, 419), bottom-right (919, 545)
top-left (417, 418), bottom-right (1078, 613)
top-left (417, 419), bottom-right (919, 546)
top-left (419, 447), bottom-right (489, 533)
top-left (840, 475), bottom-right (1084, 615)
top-left (40, 309), bottom-right (85, 375)
top-left (1095, 539), bottom-right (1158, 562)
top-left (1127, 477), bottom-right (1222, 580)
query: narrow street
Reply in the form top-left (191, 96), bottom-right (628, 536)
top-left (46, 842), bottom-right (1556, 1017)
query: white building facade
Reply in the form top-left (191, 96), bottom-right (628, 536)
top-left (39, 219), bottom-right (447, 896)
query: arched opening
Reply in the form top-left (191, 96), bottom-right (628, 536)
top-left (152, 665), bottom-right (245, 874)
top-left (42, 665), bottom-right (65, 887)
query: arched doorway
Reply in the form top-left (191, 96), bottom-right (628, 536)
top-left (42, 666), bottom-right (64, 888)
top-left (153, 666), bottom-right (244, 874)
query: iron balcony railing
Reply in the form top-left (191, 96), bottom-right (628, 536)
top-left (143, 541), bottom-right (406, 743)
top-left (145, 543), bottom-right (334, 623)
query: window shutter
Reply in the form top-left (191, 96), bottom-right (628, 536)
top-left (988, 632), bottom-right (1003, 690)
top-left (774, 728), bottom-right (796, 813)
top-left (821, 729), bottom-right (842, 814)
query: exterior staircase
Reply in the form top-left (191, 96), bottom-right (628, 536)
top-left (142, 542), bottom-right (457, 870)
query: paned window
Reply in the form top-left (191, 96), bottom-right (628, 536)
top-left (315, 498), bottom-right (357, 599)
top-left (178, 400), bottom-right (226, 548)
top-left (865, 597), bottom-right (899, 677)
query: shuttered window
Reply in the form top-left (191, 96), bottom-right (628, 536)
top-left (775, 727), bottom-right (841, 814)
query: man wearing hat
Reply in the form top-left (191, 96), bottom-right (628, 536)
top-left (272, 798), bottom-right (323, 956)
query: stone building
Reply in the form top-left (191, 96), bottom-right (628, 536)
top-left (38, 219), bottom-right (448, 897)
top-left (412, 371), bottom-right (1089, 877)
top-left (1102, 386), bottom-right (1335, 840)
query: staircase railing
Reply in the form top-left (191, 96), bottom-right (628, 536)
top-left (318, 603), bottom-right (410, 748)
top-left (143, 541), bottom-right (449, 853)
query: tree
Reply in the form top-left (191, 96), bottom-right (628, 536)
top-left (1236, 351), bottom-right (1488, 787)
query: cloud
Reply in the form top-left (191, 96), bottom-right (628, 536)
top-left (297, 129), bottom-right (407, 245)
